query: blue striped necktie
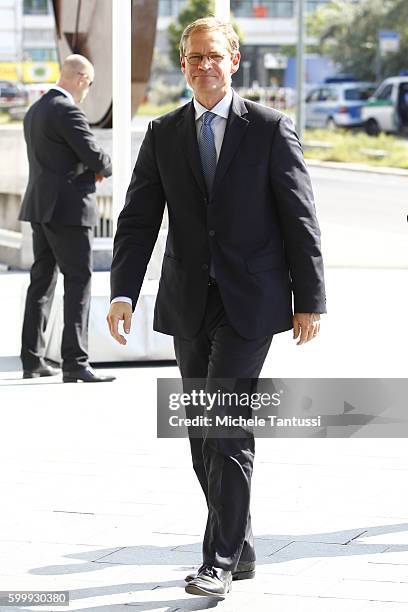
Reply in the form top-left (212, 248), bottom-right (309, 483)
top-left (198, 111), bottom-right (217, 194)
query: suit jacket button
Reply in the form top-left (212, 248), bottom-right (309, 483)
top-left (201, 263), bottom-right (209, 271)
top-left (203, 197), bottom-right (208, 205)
top-left (209, 230), bottom-right (215, 237)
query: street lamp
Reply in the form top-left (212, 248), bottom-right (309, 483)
top-left (243, 60), bottom-right (251, 89)
top-left (296, 0), bottom-right (305, 141)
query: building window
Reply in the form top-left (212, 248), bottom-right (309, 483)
top-left (23, 0), bottom-right (49, 15)
top-left (23, 48), bottom-right (58, 61)
top-left (307, 0), bottom-right (329, 13)
top-left (158, 0), bottom-right (188, 17)
top-left (23, 29), bottom-right (55, 44)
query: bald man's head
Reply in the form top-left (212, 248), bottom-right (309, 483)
top-left (57, 54), bottom-right (94, 104)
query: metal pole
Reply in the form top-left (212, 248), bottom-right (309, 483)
top-left (296, 0), bottom-right (305, 141)
top-left (214, 0), bottom-right (230, 19)
top-left (112, 0), bottom-right (132, 233)
top-left (376, 35), bottom-right (382, 83)
top-left (15, 0), bottom-right (23, 82)
top-left (243, 60), bottom-right (251, 89)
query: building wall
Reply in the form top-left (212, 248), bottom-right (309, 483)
top-left (156, 0), bottom-right (331, 87)
top-left (0, 0), bottom-right (58, 83)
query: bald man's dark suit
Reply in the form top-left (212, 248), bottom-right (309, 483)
top-left (19, 89), bottom-right (112, 372)
top-left (110, 90), bottom-right (326, 572)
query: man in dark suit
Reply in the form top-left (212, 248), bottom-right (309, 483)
top-left (20, 54), bottom-right (115, 383)
top-left (107, 18), bottom-right (326, 597)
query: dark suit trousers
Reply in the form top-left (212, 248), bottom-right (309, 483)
top-left (173, 282), bottom-right (272, 572)
top-left (21, 222), bottom-right (92, 371)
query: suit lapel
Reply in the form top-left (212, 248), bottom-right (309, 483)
top-left (177, 101), bottom-right (207, 197)
top-left (212, 91), bottom-right (249, 198)
top-left (177, 91), bottom-right (249, 199)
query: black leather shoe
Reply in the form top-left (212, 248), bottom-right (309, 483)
top-left (185, 560), bottom-right (255, 583)
top-left (185, 565), bottom-right (232, 598)
top-left (63, 367), bottom-right (116, 383)
top-left (23, 363), bottom-right (60, 379)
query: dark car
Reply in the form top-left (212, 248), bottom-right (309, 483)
top-left (0, 81), bottom-right (27, 109)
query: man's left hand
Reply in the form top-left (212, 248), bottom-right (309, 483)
top-left (293, 313), bottom-right (321, 345)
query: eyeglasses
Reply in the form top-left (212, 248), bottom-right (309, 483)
top-left (184, 53), bottom-right (228, 66)
top-left (77, 72), bottom-right (93, 87)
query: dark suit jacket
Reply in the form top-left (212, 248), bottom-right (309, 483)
top-left (19, 89), bottom-right (112, 227)
top-left (111, 90), bottom-right (326, 340)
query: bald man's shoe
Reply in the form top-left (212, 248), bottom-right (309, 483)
top-left (63, 366), bottom-right (115, 383)
top-left (185, 565), bottom-right (232, 598)
top-left (23, 361), bottom-right (60, 379)
top-left (185, 560), bottom-right (255, 583)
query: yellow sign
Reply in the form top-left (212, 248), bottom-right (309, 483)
top-left (22, 62), bottom-right (59, 83)
top-left (0, 61), bottom-right (59, 83)
top-left (0, 62), bottom-right (19, 81)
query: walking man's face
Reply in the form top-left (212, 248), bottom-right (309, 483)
top-left (181, 29), bottom-right (240, 107)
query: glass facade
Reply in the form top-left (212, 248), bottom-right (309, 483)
top-left (230, 1), bottom-right (329, 18)
top-left (231, 1), bottom-right (293, 18)
top-left (159, 0), bottom-right (329, 18)
top-left (23, 47), bottom-right (57, 61)
top-left (159, 0), bottom-right (188, 17)
top-left (23, 0), bottom-right (49, 15)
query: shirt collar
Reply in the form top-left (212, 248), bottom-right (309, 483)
top-left (49, 85), bottom-right (75, 106)
top-left (193, 89), bottom-right (233, 121)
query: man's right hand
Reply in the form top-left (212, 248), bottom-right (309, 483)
top-left (95, 173), bottom-right (105, 183)
top-left (107, 302), bottom-right (133, 345)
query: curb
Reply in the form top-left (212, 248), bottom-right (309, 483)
top-left (305, 158), bottom-right (408, 177)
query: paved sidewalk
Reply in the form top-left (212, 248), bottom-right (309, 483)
top-left (0, 368), bottom-right (408, 611)
top-left (1, 261), bottom-right (408, 611)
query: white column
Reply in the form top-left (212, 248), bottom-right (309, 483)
top-left (112, 0), bottom-right (132, 233)
top-left (214, 0), bottom-right (230, 19)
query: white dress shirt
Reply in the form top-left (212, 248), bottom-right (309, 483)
top-left (49, 85), bottom-right (75, 106)
top-left (112, 89), bottom-right (233, 306)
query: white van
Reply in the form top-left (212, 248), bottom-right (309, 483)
top-left (361, 76), bottom-right (408, 135)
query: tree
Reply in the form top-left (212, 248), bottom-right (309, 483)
top-left (167, 0), bottom-right (243, 69)
top-left (168, 0), bottom-right (216, 68)
top-left (309, 0), bottom-right (408, 82)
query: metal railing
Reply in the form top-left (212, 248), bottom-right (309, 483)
top-left (95, 196), bottom-right (169, 239)
top-left (95, 196), bottom-right (113, 238)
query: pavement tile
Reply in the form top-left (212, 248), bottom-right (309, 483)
top-left (352, 524), bottom-right (408, 546)
top-left (0, 542), bottom-right (125, 577)
top-left (359, 603), bottom-right (408, 612)
top-left (354, 545), bottom-right (408, 564)
top-left (252, 514), bottom-right (370, 544)
top-left (256, 541), bottom-right (390, 577)
top-left (86, 530), bottom-right (205, 549)
top-left (172, 537), bottom-right (291, 561)
top-left (93, 546), bottom-right (201, 567)
top-left (231, 573), bottom-right (339, 597)
top-left (0, 511), bottom-right (131, 545)
top-left (232, 594), bottom-right (369, 612)
top-left (324, 579), bottom-right (408, 603)
top-left (300, 555), bottom-right (408, 582)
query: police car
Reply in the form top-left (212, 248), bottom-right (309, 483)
top-left (305, 79), bottom-right (376, 129)
top-left (361, 76), bottom-right (408, 135)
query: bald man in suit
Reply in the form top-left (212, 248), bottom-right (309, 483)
top-left (20, 54), bottom-right (115, 383)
